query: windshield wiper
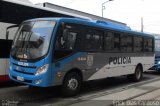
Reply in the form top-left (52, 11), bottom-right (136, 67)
top-left (25, 31), bottom-right (33, 59)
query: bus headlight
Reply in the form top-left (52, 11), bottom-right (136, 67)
top-left (158, 61), bottom-right (160, 64)
top-left (35, 64), bottom-right (49, 76)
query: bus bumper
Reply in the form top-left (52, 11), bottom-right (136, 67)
top-left (8, 67), bottom-right (52, 87)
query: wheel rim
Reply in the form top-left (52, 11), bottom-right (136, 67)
top-left (136, 67), bottom-right (141, 80)
top-left (67, 78), bottom-right (78, 90)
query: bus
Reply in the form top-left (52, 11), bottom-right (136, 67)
top-left (150, 36), bottom-right (160, 71)
top-left (8, 18), bottom-right (155, 96)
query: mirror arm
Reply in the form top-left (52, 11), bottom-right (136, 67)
top-left (6, 24), bottom-right (19, 40)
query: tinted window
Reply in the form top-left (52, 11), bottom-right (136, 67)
top-left (104, 32), bottom-right (113, 52)
top-left (113, 33), bottom-right (120, 52)
top-left (53, 24), bottom-right (81, 61)
top-left (144, 37), bottom-right (153, 52)
top-left (61, 30), bottom-right (77, 50)
top-left (55, 25), bottom-right (79, 50)
top-left (121, 34), bottom-right (133, 52)
top-left (134, 36), bottom-right (143, 52)
top-left (84, 29), bottom-right (103, 51)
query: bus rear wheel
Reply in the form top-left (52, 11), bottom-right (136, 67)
top-left (61, 72), bottom-right (82, 97)
top-left (127, 65), bottom-right (143, 82)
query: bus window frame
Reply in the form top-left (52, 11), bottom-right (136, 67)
top-left (52, 22), bottom-right (83, 62)
top-left (53, 22), bottom-right (154, 58)
top-left (82, 26), bottom-right (104, 52)
top-left (120, 33), bottom-right (133, 53)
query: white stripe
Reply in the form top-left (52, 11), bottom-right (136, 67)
top-left (88, 56), bottom-right (154, 80)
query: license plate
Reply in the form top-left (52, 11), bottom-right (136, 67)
top-left (17, 76), bottom-right (24, 81)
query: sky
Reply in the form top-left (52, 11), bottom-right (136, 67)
top-left (30, 0), bottom-right (160, 34)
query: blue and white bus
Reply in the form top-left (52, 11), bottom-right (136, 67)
top-left (8, 18), bottom-right (154, 96)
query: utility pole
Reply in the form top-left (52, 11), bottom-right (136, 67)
top-left (141, 17), bottom-right (144, 32)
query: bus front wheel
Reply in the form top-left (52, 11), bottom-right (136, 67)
top-left (127, 65), bottom-right (143, 82)
top-left (61, 72), bottom-right (82, 96)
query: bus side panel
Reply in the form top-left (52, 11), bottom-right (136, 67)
top-left (52, 52), bottom-right (154, 85)
top-left (86, 53), bottom-right (134, 80)
top-left (133, 56), bottom-right (154, 72)
top-left (87, 53), bottom-right (154, 81)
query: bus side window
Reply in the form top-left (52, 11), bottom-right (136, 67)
top-left (84, 29), bottom-right (103, 51)
top-left (121, 34), bottom-right (133, 52)
top-left (143, 37), bottom-right (153, 52)
top-left (113, 33), bottom-right (120, 52)
top-left (53, 24), bottom-right (80, 61)
top-left (61, 30), bottom-right (77, 50)
top-left (134, 36), bottom-right (143, 52)
top-left (104, 32), bottom-right (114, 52)
top-left (54, 27), bottom-right (78, 50)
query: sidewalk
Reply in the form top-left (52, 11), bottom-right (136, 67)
top-left (68, 79), bottom-right (160, 106)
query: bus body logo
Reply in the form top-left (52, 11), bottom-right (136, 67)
top-left (87, 55), bottom-right (94, 66)
top-left (18, 62), bottom-right (29, 66)
top-left (109, 57), bottom-right (131, 65)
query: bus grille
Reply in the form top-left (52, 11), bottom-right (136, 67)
top-left (14, 69), bottom-right (34, 75)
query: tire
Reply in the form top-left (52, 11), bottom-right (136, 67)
top-left (127, 65), bottom-right (143, 82)
top-left (61, 72), bottom-right (82, 97)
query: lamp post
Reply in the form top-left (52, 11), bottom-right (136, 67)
top-left (102, 0), bottom-right (113, 17)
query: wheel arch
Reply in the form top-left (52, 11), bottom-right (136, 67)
top-left (63, 68), bottom-right (83, 83)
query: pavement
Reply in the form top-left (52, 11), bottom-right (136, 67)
top-left (66, 79), bottom-right (160, 106)
top-left (23, 76), bottom-right (160, 106)
top-left (3, 73), bottom-right (160, 106)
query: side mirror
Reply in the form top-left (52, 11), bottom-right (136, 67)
top-left (6, 30), bottom-right (9, 40)
top-left (6, 25), bottom-right (19, 40)
top-left (22, 25), bottom-right (32, 31)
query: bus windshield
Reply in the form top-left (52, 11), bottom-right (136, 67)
top-left (11, 20), bottom-right (56, 60)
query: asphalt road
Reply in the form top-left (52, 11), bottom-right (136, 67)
top-left (0, 70), bottom-right (160, 106)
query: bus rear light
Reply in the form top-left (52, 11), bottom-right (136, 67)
top-left (35, 64), bottom-right (49, 76)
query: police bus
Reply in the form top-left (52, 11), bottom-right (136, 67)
top-left (8, 18), bottom-right (154, 96)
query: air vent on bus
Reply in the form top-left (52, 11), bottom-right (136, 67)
top-left (95, 20), bottom-right (131, 30)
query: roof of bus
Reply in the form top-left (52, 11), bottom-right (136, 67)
top-left (25, 17), bottom-right (154, 38)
